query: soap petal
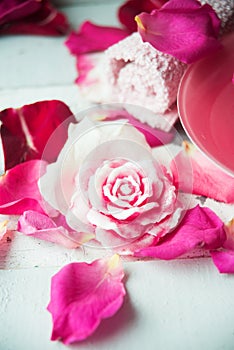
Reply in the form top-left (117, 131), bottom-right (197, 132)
top-left (17, 210), bottom-right (94, 248)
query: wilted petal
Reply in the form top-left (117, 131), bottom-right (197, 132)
top-left (17, 210), bottom-right (94, 248)
top-left (0, 1), bottom-right (70, 36)
top-left (0, 100), bottom-right (74, 170)
top-left (135, 206), bottom-right (225, 259)
top-left (0, 160), bottom-right (49, 215)
top-left (211, 250), bottom-right (234, 274)
top-left (65, 20), bottom-right (129, 56)
top-left (47, 255), bottom-right (126, 344)
top-left (118, 0), bottom-right (167, 32)
top-left (171, 142), bottom-right (234, 203)
top-left (136, 0), bottom-right (221, 63)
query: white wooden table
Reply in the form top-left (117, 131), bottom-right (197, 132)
top-left (1, 2), bottom-right (234, 350)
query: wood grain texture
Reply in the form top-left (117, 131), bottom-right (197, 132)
top-left (0, 2), bottom-right (234, 350)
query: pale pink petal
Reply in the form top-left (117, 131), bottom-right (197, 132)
top-left (134, 206), bottom-right (225, 259)
top-left (211, 250), bottom-right (234, 274)
top-left (0, 220), bottom-right (8, 240)
top-left (47, 255), bottom-right (126, 344)
top-left (0, 160), bottom-right (48, 215)
top-left (65, 21), bottom-right (129, 56)
top-left (171, 142), bottom-right (234, 203)
top-left (17, 211), bottom-right (94, 249)
top-left (223, 219), bottom-right (234, 250)
top-left (136, 0), bottom-right (221, 63)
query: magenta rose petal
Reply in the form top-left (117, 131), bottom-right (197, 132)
top-left (134, 206), bottom-right (226, 259)
top-left (118, 0), bottom-right (167, 33)
top-left (0, 100), bottom-right (74, 170)
top-left (136, 0), bottom-right (221, 63)
top-left (171, 142), bottom-right (234, 203)
top-left (0, 160), bottom-right (49, 215)
top-left (0, 1), bottom-right (70, 36)
top-left (47, 255), bottom-right (126, 344)
top-left (65, 20), bottom-right (129, 56)
top-left (17, 210), bottom-right (94, 248)
top-left (211, 250), bottom-right (234, 274)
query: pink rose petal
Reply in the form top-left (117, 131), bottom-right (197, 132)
top-left (0, 160), bottom-right (49, 215)
top-left (0, 100), bottom-right (74, 170)
top-left (118, 0), bottom-right (167, 32)
top-left (65, 20), bottom-right (129, 56)
top-left (171, 142), bottom-right (234, 203)
top-left (134, 205), bottom-right (226, 259)
top-left (0, 0), bottom-right (70, 36)
top-left (136, 0), bottom-right (221, 63)
top-left (47, 255), bottom-right (126, 344)
top-left (211, 250), bottom-right (234, 274)
top-left (17, 210), bottom-right (94, 248)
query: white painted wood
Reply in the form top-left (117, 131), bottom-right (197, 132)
top-left (1, 260), bottom-right (234, 350)
top-left (0, 3), bottom-right (234, 350)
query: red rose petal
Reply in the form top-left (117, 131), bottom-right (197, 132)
top-left (134, 205), bottom-right (226, 259)
top-left (0, 160), bottom-right (49, 215)
top-left (47, 255), bottom-right (126, 344)
top-left (0, 1), bottom-right (70, 36)
top-left (0, 100), bottom-right (74, 170)
top-left (118, 0), bottom-right (167, 32)
top-left (65, 20), bottom-right (129, 56)
top-left (17, 210), bottom-right (94, 248)
top-left (211, 250), bottom-right (234, 274)
top-left (136, 0), bottom-right (221, 63)
top-left (171, 142), bottom-right (234, 203)
top-left (0, 0), bottom-right (41, 25)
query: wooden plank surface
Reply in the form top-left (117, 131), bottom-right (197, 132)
top-left (0, 2), bottom-right (234, 350)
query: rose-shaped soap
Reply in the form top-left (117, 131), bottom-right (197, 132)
top-left (39, 117), bottom-right (180, 249)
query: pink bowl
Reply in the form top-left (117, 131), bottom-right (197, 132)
top-left (178, 32), bottom-right (234, 176)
